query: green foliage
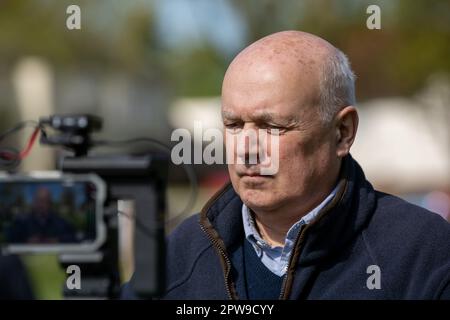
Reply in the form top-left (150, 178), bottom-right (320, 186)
top-left (164, 47), bottom-right (227, 97)
top-left (22, 254), bottom-right (65, 299)
top-left (0, 0), bottom-right (448, 103)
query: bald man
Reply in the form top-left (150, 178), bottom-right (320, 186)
top-left (123, 31), bottom-right (450, 300)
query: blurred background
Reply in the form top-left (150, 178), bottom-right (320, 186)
top-left (0, 0), bottom-right (448, 299)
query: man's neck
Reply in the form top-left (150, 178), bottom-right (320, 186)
top-left (253, 213), bottom-right (293, 247)
top-left (251, 182), bottom-right (339, 247)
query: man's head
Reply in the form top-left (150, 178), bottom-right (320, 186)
top-left (222, 30), bottom-right (358, 218)
top-left (32, 187), bottom-right (52, 216)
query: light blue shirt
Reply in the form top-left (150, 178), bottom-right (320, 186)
top-left (242, 186), bottom-right (338, 276)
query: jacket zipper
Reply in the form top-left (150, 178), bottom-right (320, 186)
top-left (279, 177), bottom-right (348, 299)
top-left (200, 224), bottom-right (235, 300)
top-left (278, 224), bottom-right (309, 299)
top-left (200, 214), bottom-right (308, 300)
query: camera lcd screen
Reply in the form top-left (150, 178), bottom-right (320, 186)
top-left (0, 172), bottom-right (106, 253)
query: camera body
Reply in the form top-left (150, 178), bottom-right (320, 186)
top-left (0, 114), bottom-right (168, 299)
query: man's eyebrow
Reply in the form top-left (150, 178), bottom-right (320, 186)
top-left (222, 110), bottom-right (298, 124)
top-left (222, 111), bottom-right (240, 120)
top-left (252, 112), bottom-right (299, 125)
top-left (253, 112), bottom-right (278, 123)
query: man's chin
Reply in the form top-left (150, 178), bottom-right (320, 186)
top-left (239, 188), bottom-right (278, 211)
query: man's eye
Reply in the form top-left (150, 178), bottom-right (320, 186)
top-left (225, 123), bottom-right (242, 130)
top-left (261, 125), bottom-right (284, 135)
top-left (267, 128), bottom-right (281, 135)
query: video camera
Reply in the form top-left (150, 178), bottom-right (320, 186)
top-left (0, 114), bottom-right (169, 299)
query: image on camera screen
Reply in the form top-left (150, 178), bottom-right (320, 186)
top-left (0, 177), bottom-right (104, 251)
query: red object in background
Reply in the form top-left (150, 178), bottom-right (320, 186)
top-left (0, 127), bottom-right (40, 161)
top-left (200, 170), bottom-right (230, 190)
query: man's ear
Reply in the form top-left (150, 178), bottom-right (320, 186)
top-left (335, 106), bottom-right (358, 158)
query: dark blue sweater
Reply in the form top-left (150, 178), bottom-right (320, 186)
top-left (242, 239), bottom-right (284, 300)
top-left (123, 155), bottom-right (450, 299)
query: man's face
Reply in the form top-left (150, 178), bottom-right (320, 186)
top-left (222, 57), bottom-right (339, 214)
top-left (33, 188), bottom-right (52, 215)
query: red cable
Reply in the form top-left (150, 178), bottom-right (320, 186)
top-left (18, 127), bottom-right (40, 159)
top-left (0, 127), bottom-right (40, 161)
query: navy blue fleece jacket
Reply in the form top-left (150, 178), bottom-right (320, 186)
top-left (124, 155), bottom-right (450, 299)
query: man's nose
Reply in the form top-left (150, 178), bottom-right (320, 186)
top-left (236, 125), bottom-right (260, 165)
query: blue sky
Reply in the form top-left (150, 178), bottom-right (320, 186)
top-left (85, 0), bottom-right (248, 57)
top-left (154, 0), bottom-right (248, 56)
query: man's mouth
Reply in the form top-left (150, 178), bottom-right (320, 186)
top-left (236, 167), bottom-right (261, 177)
top-left (237, 167), bottom-right (274, 180)
top-left (242, 172), bottom-right (260, 177)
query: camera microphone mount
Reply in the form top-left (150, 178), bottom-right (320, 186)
top-left (39, 114), bottom-right (102, 157)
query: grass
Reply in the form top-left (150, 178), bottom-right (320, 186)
top-left (22, 254), bottom-right (65, 299)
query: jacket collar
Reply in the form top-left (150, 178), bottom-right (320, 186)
top-left (199, 182), bottom-right (244, 248)
top-left (293, 154), bottom-right (376, 265)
